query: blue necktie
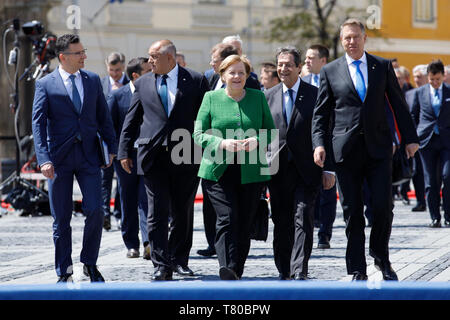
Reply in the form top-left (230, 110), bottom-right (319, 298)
top-left (352, 60), bottom-right (366, 102)
top-left (69, 74), bottom-right (82, 114)
top-left (313, 74), bottom-right (319, 87)
top-left (158, 74), bottom-right (169, 115)
top-left (432, 89), bottom-right (441, 134)
top-left (285, 89), bottom-right (294, 124)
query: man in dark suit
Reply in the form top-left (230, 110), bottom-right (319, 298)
top-left (411, 60), bottom-right (450, 228)
top-left (207, 43), bottom-right (260, 91)
top-left (118, 40), bottom-right (209, 280)
top-left (196, 43), bottom-right (261, 258)
top-left (311, 19), bottom-right (419, 281)
top-left (32, 34), bottom-right (117, 283)
top-left (265, 46), bottom-right (335, 280)
top-left (404, 64), bottom-right (428, 212)
top-left (107, 57), bottom-right (152, 259)
top-left (302, 44), bottom-right (337, 250)
top-left (100, 52), bottom-right (130, 231)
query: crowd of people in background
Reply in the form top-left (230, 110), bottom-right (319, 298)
top-left (31, 18), bottom-right (449, 283)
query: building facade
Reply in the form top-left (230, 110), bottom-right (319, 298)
top-left (366, 0), bottom-right (450, 79)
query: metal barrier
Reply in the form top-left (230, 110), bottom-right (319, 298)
top-left (0, 281), bottom-right (449, 300)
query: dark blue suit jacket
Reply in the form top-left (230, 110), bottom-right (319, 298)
top-left (32, 68), bottom-right (117, 168)
top-left (411, 83), bottom-right (450, 149)
top-left (107, 83), bottom-right (132, 142)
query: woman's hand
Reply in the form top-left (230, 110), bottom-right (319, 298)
top-left (242, 137), bottom-right (258, 152)
top-left (220, 139), bottom-right (245, 152)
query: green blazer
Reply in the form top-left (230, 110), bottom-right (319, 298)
top-left (193, 88), bottom-right (276, 184)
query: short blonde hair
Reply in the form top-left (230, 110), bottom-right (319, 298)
top-left (340, 18), bottom-right (365, 37)
top-left (218, 54), bottom-right (251, 78)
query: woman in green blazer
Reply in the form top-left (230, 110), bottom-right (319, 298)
top-left (193, 55), bottom-right (275, 280)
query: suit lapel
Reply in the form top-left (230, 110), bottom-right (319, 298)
top-left (172, 67), bottom-right (188, 114)
top-left (421, 85), bottom-right (435, 118)
top-left (79, 70), bottom-right (89, 114)
top-left (150, 72), bottom-right (168, 119)
top-left (53, 68), bottom-right (79, 115)
top-left (336, 56), bottom-right (359, 100)
top-left (365, 53), bottom-right (380, 103)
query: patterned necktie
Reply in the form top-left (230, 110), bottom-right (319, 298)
top-left (69, 74), bottom-right (82, 114)
top-left (352, 60), bottom-right (366, 102)
top-left (285, 88), bottom-right (294, 124)
top-left (432, 89), bottom-right (441, 134)
top-left (313, 74), bottom-right (319, 88)
top-left (158, 74), bottom-right (169, 115)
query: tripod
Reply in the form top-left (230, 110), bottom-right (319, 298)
top-left (0, 22), bottom-right (49, 215)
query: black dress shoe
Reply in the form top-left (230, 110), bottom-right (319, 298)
top-left (352, 272), bottom-right (368, 281)
top-left (317, 236), bottom-right (331, 249)
top-left (429, 219), bottom-right (441, 228)
top-left (126, 248), bottom-right (139, 258)
top-left (294, 273), bottom-right (308, 280)
top-left (219, 266), bottom-right (239, 280)
top-left (278, 273), bottom-right (291, 280)
top-left (103, 216), bottom-right (111, 231)
top-left (57, 274), bottom-right (73, 283)
top-left (173, 265), bottom-right (195, 276)
top-left (197, 246), bottom-right (216, 257)
top-left (83, 265), bottom-right (105, 282)
top-left (151, 269), bottom-right (172, 281)
top-left (374, 258), bottom-right (398, 281)
top-left (411, 204), bottom-right (426, 212)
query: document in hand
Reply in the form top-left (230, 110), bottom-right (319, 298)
top-left (97, 132), bottom-right (109, 167)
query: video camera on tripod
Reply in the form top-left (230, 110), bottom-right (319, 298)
top-left (0, 19), bottom-right (57, 216)
top-left (20, 20), bottom-right (57, 81)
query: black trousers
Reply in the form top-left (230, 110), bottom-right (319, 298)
top-left (143, 149), bottom-right (199, 272)
top-left (336, 135), bottom-right (393, 274)
top-left (202, 164), bottom-right (262, 278)
top-left (269, 160), bottom-right (318, 277)
top-left (200, 183), bottom-right (216, 250)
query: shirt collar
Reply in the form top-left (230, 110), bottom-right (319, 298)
top-left (58, 65), bottom-right (80, 80)
top-left (345, 52), bottom-right (367, 66)
top-left (160, 63), bottom-right (179, 81)
top-left (109, 73), bottom-right (125, 85)
top-left (129, 81), bottom-right (135, 93)
top-left (282, 77), bottom-right (301, 95)
top-left (430, 83), bottom-right (443, 94)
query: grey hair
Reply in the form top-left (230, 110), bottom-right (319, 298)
top-left (159, 41), bottom-right (177, 59)
top-left (105, 52), bottom-right (125, 65)
top-left (412, 64), bottom-right (428, 76)
top-left (275, 46), bottom-right (302, 67)
top-left (222, 34), bottom-right (242, 45)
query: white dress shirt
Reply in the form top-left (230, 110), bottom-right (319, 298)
top-left (282, 77), bottom-right (301, 114)
top-left (109, 72), bottom-right (126, 90)
top-left (156, 64), bottom-right (178, 115)
top-left (58, 66), bottom-right (84, 104)
top-left (345, 52), bottom-right (368, 91)
top-left (429, 83), bottom-right (443, 105)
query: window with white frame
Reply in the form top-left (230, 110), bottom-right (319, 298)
top-left (412, 0), bottom-right (437, 28)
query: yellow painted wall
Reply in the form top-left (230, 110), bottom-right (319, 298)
top-left (380, 0), bottom-right (450, 40)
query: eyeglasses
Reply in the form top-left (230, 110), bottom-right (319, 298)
top-left (62, 49), bottom-right (87, 56)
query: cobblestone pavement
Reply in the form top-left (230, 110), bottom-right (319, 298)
top-left (0, 197), bottom-right (449, 284)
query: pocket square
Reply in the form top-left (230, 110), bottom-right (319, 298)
top-left (446, 97), bottom-right (450, 102)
